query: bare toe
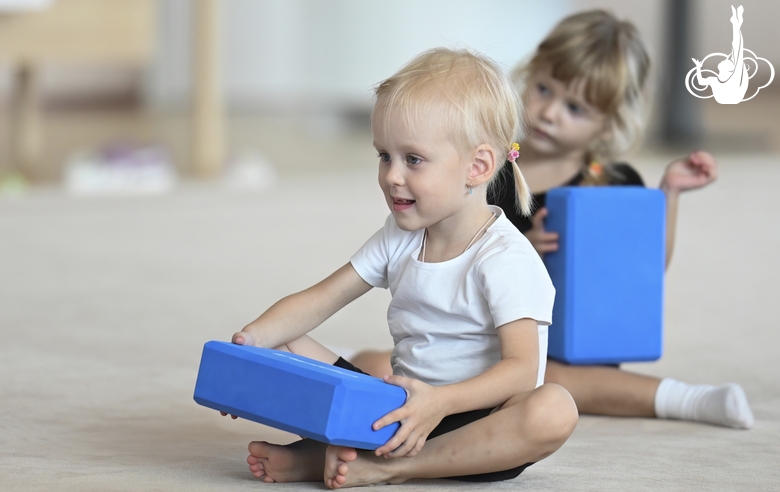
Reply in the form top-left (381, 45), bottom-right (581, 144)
top-left (324, 445), bottom-right (357, 489)
top-left (245, 439), bottom-right (325, 483)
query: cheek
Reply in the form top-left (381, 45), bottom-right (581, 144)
top-left (523, 98), bottom-right (541, 118)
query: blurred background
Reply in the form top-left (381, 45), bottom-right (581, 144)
top-left (2, 4), bottom-right (779, 489)
top-left (0, 0), bottom-right (778, 194)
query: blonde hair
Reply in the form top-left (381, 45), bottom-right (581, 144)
top-left (373, 48), bottom-right (532, 216)
top-left (513, 10), bottom-right (650, 181)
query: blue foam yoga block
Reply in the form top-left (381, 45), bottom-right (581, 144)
top-left (544, 187), bottom-right (665, 364)
top-left (193, 341), bottom-right (406, 449)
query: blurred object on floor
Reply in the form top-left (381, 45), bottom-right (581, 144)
top-left (64, 140), bottom-right (176, 196)
top-left (0, 0), bottom-right (52, 12)
top-left (0, 170), bottom-right (29, 198)
top-left (222, 151), bottom-right (277, 192)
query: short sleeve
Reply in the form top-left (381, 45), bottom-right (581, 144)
top-left (478, 243), bottom-right (555, 328)
top-left (349, 215), bottom-right (392, 289)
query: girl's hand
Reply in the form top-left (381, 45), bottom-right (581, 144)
top-left (691, 58), bottom-right (702, 68)
top-left (372, 375), bottom-right (448, 459)
top-left (231, 330), bottom-right (258, 346)
top-left (660, 150), bottom-right (718, 194)
top-left (524, 207), bottom-right (559, 256)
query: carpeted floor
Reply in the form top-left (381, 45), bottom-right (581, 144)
top-left (1, 153), bottom-right (778, 490)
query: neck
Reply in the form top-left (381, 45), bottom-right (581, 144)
top-left (518, 147), bottom-right (588, 194)
top-left (422, 203), bottom-right (496, 263)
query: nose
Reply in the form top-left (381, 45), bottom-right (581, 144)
top-left (381, 159), bottom-right (405, 188)
top-left (539, 99), bottom-right (558, 123)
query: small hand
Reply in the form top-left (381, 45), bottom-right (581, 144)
top-left (660, 150), bottom-right (718, 193)
top-left (523, 207), bottom-right (559, 256)
top-left (691, 58), bottom-right (703, 68)
top-left (372, 375), bottom-right (447, 459)
top-left (232, 330), bottom-right (258, 346)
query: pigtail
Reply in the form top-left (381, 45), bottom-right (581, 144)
top-left (511, 160), bottom-right (533, 217)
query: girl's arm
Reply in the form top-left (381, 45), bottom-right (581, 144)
top-left (373, 317), bottom-right (539, 458)
top-left (233, 262), bottom-right (373, 349)
top-left (659, 151), bottom-right (718, 268)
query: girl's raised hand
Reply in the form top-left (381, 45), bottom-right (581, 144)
top-left (524, 207), bottom-right (559, 256)
top-left (372, 375), bottom-right (448, 459)
top-left (660, 150), bottom-right (718, 193)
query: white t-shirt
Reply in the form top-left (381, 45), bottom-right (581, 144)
top-left (350, 206), bottom-right (555, 388)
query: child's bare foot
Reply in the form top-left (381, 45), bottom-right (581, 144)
top-left (324, 445), bottom-right (405, 489)
top-left (246, 439), bottom-right (326, 483)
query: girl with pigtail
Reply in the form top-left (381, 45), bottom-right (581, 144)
top-left (353, 10), bottom-right (754, 431)
top-left (224, 47), bottom-right (578, 487)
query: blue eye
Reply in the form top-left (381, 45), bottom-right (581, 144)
top-left (406, 156), bottom-right (422, 166)
top-left (567, 102), bottom-right (582, 115)
top-left (377, 152), bottom-right (391, 163)
top-left (537, 83), bottom-right (549, 95)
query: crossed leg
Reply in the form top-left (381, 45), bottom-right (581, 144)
top-left (246, 383), bottom-right (577, 488)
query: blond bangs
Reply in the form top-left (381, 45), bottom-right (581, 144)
top-left (373, 50), bottom-right (520, 156)
top-left (526, 30), bottom-right (628, 115)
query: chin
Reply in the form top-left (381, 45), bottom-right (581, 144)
top-left (525, 139), bottom-right (559, 156)
top-left (392, 217), bottom-right (419, 232)
top-left (390, 213), bottom-right (423, 232)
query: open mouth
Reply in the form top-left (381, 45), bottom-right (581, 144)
top-left (392, 197), bottom-right (416, 211)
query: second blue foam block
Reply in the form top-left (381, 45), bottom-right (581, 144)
top-left (544, 187), bottom-right (665, 365)
top-left (194, 341), bottom-right (406, 449)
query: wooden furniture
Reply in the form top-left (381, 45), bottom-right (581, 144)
top-left (0, 0), bottom-right (156, 177)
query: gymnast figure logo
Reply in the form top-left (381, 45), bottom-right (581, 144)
top-left (686, 5), bottom-right (774, 104)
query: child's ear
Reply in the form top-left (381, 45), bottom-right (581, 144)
top-left (469, 144), bottom-right (497, 185)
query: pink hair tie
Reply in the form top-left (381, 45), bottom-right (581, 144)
top-left (508, 142), bottom-right (520, 164)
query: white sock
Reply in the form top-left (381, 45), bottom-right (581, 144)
top-left (654, 378), bottom-right (754, 429)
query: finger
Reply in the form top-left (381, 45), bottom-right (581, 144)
top-left (387, 430), bottom-right (420, 458)
top-left (407, 436), bottom-right (427, 458)
top-left (382, 374), bottom-right (414, 390)
top-left (232, 331), bottom-right (256, 346)
top-left (541, 231), bottom-right (559, 242)
top-left (688, 153), bottom-right (717, 180)
top-left (532, 208), bottom-right (548, 229)
top-left (220, 411), bottom-right (227, 416)
top-left (373, 406), bottom-right (409, 431)
top-left (375, 423), bottom-right (412, 457)
top-left (538, 241), bottom-right (559, 253)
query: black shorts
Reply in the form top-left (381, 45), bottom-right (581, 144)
top-left (334, 357), bottom-right (534, 482)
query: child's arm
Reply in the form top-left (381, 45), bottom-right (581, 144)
top-left (659, 151), bottom-right (718, 268)
top-left (232, 262), bottom-right (373, 349)
top-left (372, 317), bottom-right (539, 458)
